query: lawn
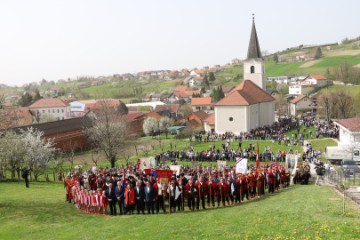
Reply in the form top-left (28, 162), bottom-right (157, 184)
top-left (0, 182), bottom-right (359, 239)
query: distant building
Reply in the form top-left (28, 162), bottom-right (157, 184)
top-left (289, 94), bottom-right (316, 117)
top-left (28, 98), bottom-right (70, 123)
top-left (191, 97), bottom-right (213, 113)
top-left (334, 117), bottom-right (360, 146)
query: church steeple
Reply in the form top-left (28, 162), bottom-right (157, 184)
top-left (243, 15), bottom-right (266, 89)
top-left (247, 15), bottom-right (262, 59)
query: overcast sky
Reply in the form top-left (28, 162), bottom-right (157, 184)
top-left (0, 0), bottom-right (359, 86)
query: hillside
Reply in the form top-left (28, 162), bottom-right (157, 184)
top-left (1, 37), bottom-right (360, 102)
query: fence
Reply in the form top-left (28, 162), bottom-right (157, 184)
top-left (323, 168), bottom-right (360, 205)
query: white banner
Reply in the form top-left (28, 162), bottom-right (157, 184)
top-left (170, 165), bottom-right (181, 176)
top-left (140, 157), bottom-right (156, 170)
top-left (217, 160), bottom-right (227, 171)
top-left (235, 158), bottom-right (248, 174)
top-left (285, 154), bottom-right (299, 175)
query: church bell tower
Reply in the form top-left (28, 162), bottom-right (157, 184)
top-left (243, 15), bottom-right (266, 89)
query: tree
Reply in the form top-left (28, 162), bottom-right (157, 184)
top-left (159, 116), bottom-right (174, 139)
top-left (211, 86), bottom-right (225, 102)
top-left (314, 47), bottom-right (322, 59)
top-left (318, 91), bottom-right (334, 122)
top-left (21, 128), bottom-right (55, 181)
top-left (0, 131), bottom-right (25, 179)
top-left (18, 92), bottom-right (33, 107)
top-left (143, 117), bottom-right (159, 137)
top-left (202, 75), bottom-right (210, 88)
top-left (208, 72), bottom-right (216, 82)
top-left (333, 90), bottom-right (354, 119)
top-left (273, 53), bottom-right (279, 63)
top-left (117, 101), bottom-right (128, 115)
top-left (86, 100), bottom-right (128, 168)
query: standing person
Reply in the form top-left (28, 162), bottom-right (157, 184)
top-left (115, 180), bottom-right (125, 215)
top-left (185, 178), bottom-right (196, 211)
top-left (240, 174), bottom-right (249, 202)
top-left (206, 175), bottom-right (216, 207)
top-left (144, 179), bottom-right (155, 214)
top-left (134, 180), bottom-right (145, 214)
top-left (124, 183), bottom-right (135, 214)
top-left (21, 168), bottom-right (30, 188)
top-left (155, 179), bottom-right (166, 214)
top-left (217, 177), bottom-right (227, 207)
top-left (268, 168), bottom-right (275, 193)
top-left (195, 175), bottom-right (206, 210)
top-left (105, 182), bottom-right (117, 216)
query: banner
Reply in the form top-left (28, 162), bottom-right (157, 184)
top-left (217, 160), bottom-right (227, 171)
top-left (170, 165), bottom-right (181, 176)
top-left (140, 157), bottom-right (156, 170)
top-left (235, 158), bottom-right (248, 174)
top-left (286, 154), bottom-right (299, 175)
top-left (156, 169), bottom-right (173, 185)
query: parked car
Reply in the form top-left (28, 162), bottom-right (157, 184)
top-left (342, 160), bottom-right (360, 176)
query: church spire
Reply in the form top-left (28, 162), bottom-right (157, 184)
top-left (247, 14), bottom-right (262, 59)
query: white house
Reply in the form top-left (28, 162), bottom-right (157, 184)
top-left (301, 74), bottom-right (331, 87)
top-left (289, 84), bottom-right (316, 95)
top-left (334, 117), bottom-right (360, 146)
top-left (28, 98), bottom-right (70, 122)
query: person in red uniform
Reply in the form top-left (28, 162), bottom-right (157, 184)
top-left (124, 182), bottom-right (135, 215)
top-left (268, 168), bottom-right (276, 193)
top-left (195, 175), bottom-right (206, 210)
top-left (217, 177), bottom-right (227, 207)
top-left (240, 173), bottom-right (249, 201)
top-left (206, 175), bottom-right (217, 207)
top-left (185, 178), bottom-right (196, 211)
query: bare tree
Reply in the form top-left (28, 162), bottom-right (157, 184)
top-left (317, 91), bottom-right (334, 122)
top-left (333, 90), bottom-right (354, 119)
top-left (86, 99), bottom-right (127, 168)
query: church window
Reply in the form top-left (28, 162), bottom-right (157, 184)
top-left (229, 117), bottom-right (233, 122)
top-left (250, 66), bottom-right (255, 73)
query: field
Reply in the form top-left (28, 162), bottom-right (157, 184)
top-left (317, 84), bottom-right (360, 97)
top-left (0, 182), bottom-right (359, 240)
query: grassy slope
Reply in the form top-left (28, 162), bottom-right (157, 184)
top-left (0, 182), bottom-right (359, 240)
top-left (317, 84), bottom-right (360, 97)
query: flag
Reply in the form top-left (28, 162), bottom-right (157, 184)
top-left (256, 142), bottom-right (260, 170)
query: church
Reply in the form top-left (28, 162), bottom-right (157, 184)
top-left (214, 18), bottom-right (275, 134)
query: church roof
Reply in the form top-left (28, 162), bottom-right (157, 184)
top-left (247, 19), bottom-right (262, 59)
top-left (215, 80), bottom-right (274, 106)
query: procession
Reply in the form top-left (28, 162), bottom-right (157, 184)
top-left (64, 154), bottom-right (312, 216)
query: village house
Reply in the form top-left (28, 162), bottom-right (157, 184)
top-left (334, 117), bottom-right (360, 147)
top-left (301, 74), bottom-right (332, 87)
top-left (288, 84), bottom-right (316, 95)
top-left (289, 94), bottom-right (317, 117)
top-left (191, 97), bottom-right (213, 113)
top-left (203, 113), bottom-right (215, 133)
top-left (28, 98), bottom-right (71, 123)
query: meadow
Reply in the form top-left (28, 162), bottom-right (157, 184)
top-left (0, 181), bottom-right (359, 240)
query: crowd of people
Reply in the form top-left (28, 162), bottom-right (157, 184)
top-left (64, 161), bottom-right (306, 216)
top-left (63, 116), bottom-right (328, 216)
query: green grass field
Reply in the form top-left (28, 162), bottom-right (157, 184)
top-left (0, 182), bottom-right (359, 239)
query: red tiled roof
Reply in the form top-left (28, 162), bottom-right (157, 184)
top-left (215, 80), bottom-right (274, 106)
top-left (175, 86), bottom-right (190, 92)
top-left (222, 86), bottom-right (234, 93)
top-left (290, 94), bottom-right (307, 104)
top-left (336, 117), bottom-right (360, 132)
top-left (309, 74), bottom-right (327, 80)
top-left (195, 76), bottom-right (204, 80)
top-left (204, 113), bottom-right (215, 125)
top-left (119, 112), bottom-right (145, 122)
top-left (191, 110), bottom-right (209, 121)
top-left (191, 97), bottom-right (212, 105)
top-left (195, 69), bottom-right (204, 74)
top-left (28, 98), bottom-right (69, 108)
top-left (154, 104), bottom-right (180, 113)
top-left (187, 119), bottom-right (201, 128)
top-left (145, 111), bottom-right (162, 121)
